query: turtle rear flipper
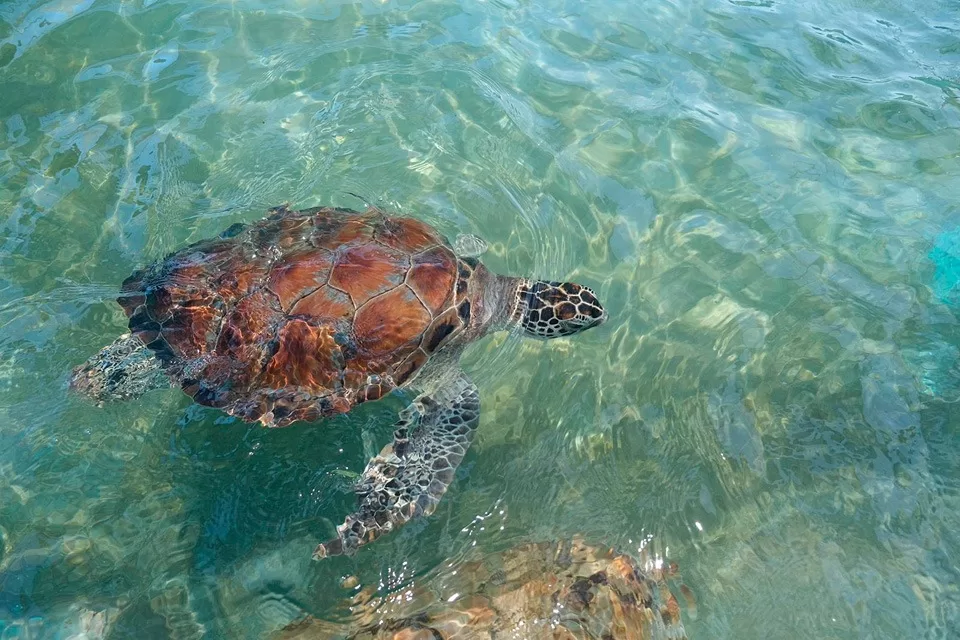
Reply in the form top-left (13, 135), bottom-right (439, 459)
top-left (70, 333), bottom-right (170, 403)
top-left (314, 372), bottom-right (479, 559)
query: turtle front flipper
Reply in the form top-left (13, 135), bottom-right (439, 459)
top-left (314, 373), bottom-right (479, 559)
top-left (70, 333), bottom-right (170, 403)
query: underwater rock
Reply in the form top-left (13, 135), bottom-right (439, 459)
top-left (63, 605), bottom-right (120, 640)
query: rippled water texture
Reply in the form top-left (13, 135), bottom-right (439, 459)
top-left (2, 0), bottom-right (960, 637)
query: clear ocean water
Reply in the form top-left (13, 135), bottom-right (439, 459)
top-left (1, 0), bottom-right (959, 637)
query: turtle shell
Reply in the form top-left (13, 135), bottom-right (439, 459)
top-left (118, 206), bottom-right (476, 426)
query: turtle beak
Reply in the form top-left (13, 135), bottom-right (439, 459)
top-left (582, 307), bottom-right (607, 330)
top-left (589, 309), bottom-right (607, 329)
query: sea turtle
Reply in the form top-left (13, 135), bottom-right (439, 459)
top-left (273, 537), bottom-right (690, 639)
top-left (71, 205), bottom-right (606, 559)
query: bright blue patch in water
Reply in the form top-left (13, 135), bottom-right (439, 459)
top-left (931, 226), bottom-right (960, 308)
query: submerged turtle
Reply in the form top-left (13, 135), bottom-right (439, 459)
top-left (274, 537), bottom-right (690, 639)
top-left (71, 205), bottom-right (606, 558)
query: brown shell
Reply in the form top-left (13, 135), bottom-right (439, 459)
top-left (118, 206), bottom-right (475, 427)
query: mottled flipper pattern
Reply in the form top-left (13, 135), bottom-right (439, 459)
top-left (314, 373), bottom-right (480, 559)
top-left (70, 333), bottom-right (169, 403)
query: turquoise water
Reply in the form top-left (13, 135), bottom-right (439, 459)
top-left (2, 0), bottom-right (960, 637)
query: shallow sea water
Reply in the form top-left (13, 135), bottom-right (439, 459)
top-left (1, 0), bottom-right (960, 637)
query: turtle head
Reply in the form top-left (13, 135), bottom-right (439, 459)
top-left (513, 280), bottom-right (606, 338)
